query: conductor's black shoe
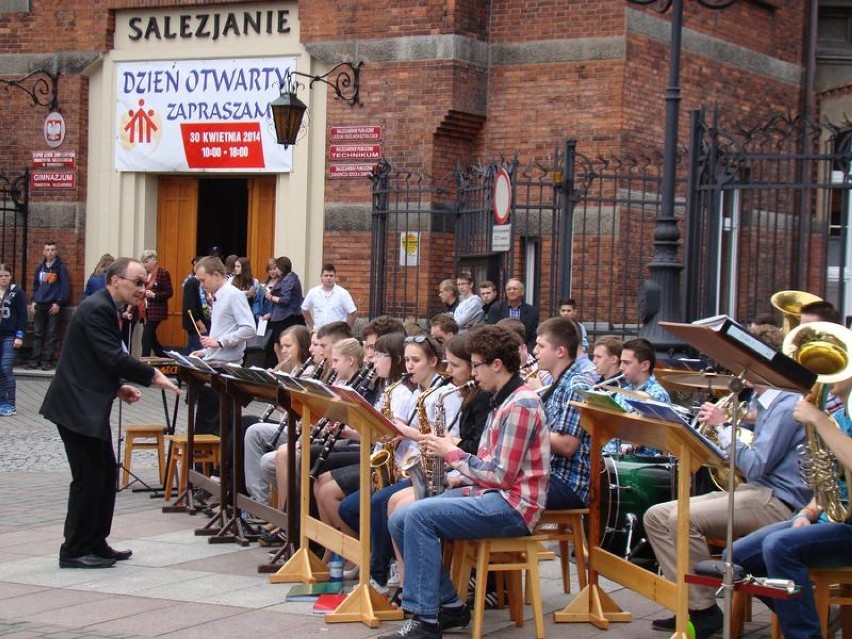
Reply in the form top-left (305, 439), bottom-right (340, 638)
top-left (95, 546), bottom-right (132, 561)
top-left (378, 618), bottom-right (441, 639)
top-left (438, 605), bottom-right (471, 632)
top-left (59, 554), bottom-right (116, 569)
top-left (691, 604), bottom-right (724, 639)
top-left (651, 615), bottom-right (675, 631)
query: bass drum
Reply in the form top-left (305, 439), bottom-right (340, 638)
top-left (597, 454), bottom-right (675, 571)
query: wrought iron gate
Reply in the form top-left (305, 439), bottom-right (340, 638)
top-left (0, 169), bottom-right (30, 290)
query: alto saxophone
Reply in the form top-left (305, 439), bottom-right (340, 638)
top-left (400, 377), bottom-right (466, 500)
top-left (370, 375), bottom-right (408, 491)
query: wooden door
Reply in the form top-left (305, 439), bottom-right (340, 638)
top-left (247, 176), bottom-right (276, 267)
top-left (157, 177), bottom-right (199, 349)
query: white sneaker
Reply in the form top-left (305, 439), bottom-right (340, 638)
top-left (387, 560), bottom-right (400, 587)
top-left (369, 577), bottom-right (389, 596)
top-left (343, 564), bottom-right (359, 581)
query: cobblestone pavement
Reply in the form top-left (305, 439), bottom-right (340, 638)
top-left (0, 372), bottom-right (777, 638)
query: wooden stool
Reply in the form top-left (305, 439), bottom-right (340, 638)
top-left (811, 566), bottom-right (852, 638)
top-left (122, 425), bottom-right (166, 487)
top-left (454, 535), bottom-right (547, 639)
top-left (163, 434), bottom-right (220, 499)
top-left (534, 508), bottom-right (589, 593)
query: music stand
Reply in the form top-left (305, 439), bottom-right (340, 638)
top-left (269, 384), bottom-right (405, 628)
top-left (660, 318), bottom-right (815, 639)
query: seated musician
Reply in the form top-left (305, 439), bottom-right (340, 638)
top-left (591, 335), bottom-right (623, 385)
top-left (497, 318), bottom-right (552, 389)
top-left (242, 324), bottom-right (311, 506)
top-left (534, 317), bottom-right (592, 509)
top-left (725, 374), bottom-right (852, 639)
top-left (643, 324), bottom-right (812, 639)
top-left (379, 325), bottom-right (548, 639)
top-left (611, 337), bottom-right (671, 455)
top-left (313, 333), bottom-right (414, 540)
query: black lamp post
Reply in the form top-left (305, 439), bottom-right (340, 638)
top-left (627, 0), bottom-right (735, 346)
top-left (269, 62), bottom-right (362, 148)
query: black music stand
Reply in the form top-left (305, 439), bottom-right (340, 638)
top-left (660, 318), bottom-right (815, 639)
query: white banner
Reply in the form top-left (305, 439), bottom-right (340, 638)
top-left (114, 57), bottom-right (296, 173)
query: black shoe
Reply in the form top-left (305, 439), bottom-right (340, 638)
top-left (438, 605), bottom-right (471, 632)
top-left (95, 546), bottom-right (132, 561)
top-left (41, 361), bottom-right (54, 371)
top-left (651, 615), bottom-right (676, 631)
top-left (59, 554), bottom-right (117, 569)
top-left (378, 618), bottom-right (441, 639)
top-left (24, 360), bottom-right (38, 370)
top-left (691, 605), bottom-right (723, 639)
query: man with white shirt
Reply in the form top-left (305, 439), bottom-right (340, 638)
top-left (300, 263), bottom-right (357, 331)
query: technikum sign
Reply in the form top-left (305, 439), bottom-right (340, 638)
top-left (114, 57), bottom-right (295, 172)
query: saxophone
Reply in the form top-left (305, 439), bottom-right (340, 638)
top-left (370, 374), bottom-right (408, 491)
top-left (399, 377), bottom-right (461, 500)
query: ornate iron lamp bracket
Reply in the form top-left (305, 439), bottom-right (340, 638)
top-left (284, 61), bottom-right (362, 107)
top-left (0, 70), bottom-right (59, 111)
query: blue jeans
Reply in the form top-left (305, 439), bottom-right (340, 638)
top-left (0, 337), bottom-right (15, 406)
top-left (547, 474), bottom-right (586, 510)
top-left (339, 479), bottom-right (411, 586)
top-left (388, 488), bottom-right (529, 619)
top-left (727, 519), bottom-right (852, 639)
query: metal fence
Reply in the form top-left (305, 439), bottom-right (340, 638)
top-left (370, 110), bottom-right (851, 337)
top-left (0, 169), bottom-right (30, 289)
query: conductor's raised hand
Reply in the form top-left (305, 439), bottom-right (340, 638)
top-left (117, 384), bottom-right (142, 404)
top-left (151, 368), bottom-right (180, 394)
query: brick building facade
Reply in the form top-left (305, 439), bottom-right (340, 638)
top-left (0, 0), bottom-right (846, 345)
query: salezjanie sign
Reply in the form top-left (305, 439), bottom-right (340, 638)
top-left (114, 57), bottom-right (296, 173)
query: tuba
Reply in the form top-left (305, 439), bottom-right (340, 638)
top-left (771, 290), bottom-right (823, 334)
top-left (782, 321), bottom-right (852, 522)
top-left (370, 374), bottom-right (408, 491)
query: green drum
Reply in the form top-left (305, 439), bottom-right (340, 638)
top-left (597, 454), bottom-right (675, 569)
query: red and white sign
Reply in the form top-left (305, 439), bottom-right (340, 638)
top-left (32, 150), bottom-right (76, 168)
top-left (328, 126), bottom-right (382, 142)
top-left (31, 170), bottom-right (76, 190)
top-left (493, 167), bottom-right (512, 225)
top-left (328, 163), bottom-right (375, 179)
top-left (328, 144), bottom-right (382, 161)
top-left (44, 112), bottom-right (66, 148)
top-left (180, 122), bottom-right (265, 169)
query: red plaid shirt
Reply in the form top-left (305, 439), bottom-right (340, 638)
top-left (444, 375), bottom-right (550, 531)
top-left (141, 267), bottom-right (173, 323)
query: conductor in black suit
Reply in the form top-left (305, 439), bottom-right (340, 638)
top-left (486, 278), bottom-right (539, 352)
top-left (41, 257), bottom-right (179, 569)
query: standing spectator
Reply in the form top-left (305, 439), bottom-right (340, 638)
top-left (224, 254), bottom-right (238, 279)
top-left (181, 256), bottom-right (209, 354)
top-left (264, 256), bottom-right (305, 367)
top-left (41, 257), bottom-right (178, 568)
top-left (139, 249), bottom-right (173, 358)
top-left (438, 279), bottom-right (459, 313)
top-left (301, 263), bottom-right (358, 331)
top-left (0, 264), bottom-right (26, 416)
top-left (27, 240), bottom-right (70, 370)
top-left (252, 257), bottom-right (278, 323)
top-left (83, 254), bottom-right (115, 299)
top-left (453, 272), bottom-right (484, 330)
top-left (486, 278), bottom-right (539, 352)
top-left (232, 257), bottom-right (259, 306)
top-left (479, 280), bottom-right (498, 317)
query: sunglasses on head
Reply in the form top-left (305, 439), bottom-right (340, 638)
top-left (404, 335), bottom-right (439, 357)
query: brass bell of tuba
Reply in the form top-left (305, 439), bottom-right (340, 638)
top-left (782, 321), bottom-right (852, 522)
top-left (771, 290), bottom-right (823, 334)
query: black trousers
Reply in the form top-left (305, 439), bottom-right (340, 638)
top-left (57, 424), bottom-right (117, 558)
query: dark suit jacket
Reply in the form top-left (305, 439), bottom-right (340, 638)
top-left (486, 300), bottom-right (540, 351)
top-left (40, 288), bottom-right (156, 440)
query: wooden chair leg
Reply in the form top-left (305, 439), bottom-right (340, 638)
top-left (572, 517), bottom-right (588, 589)
top-left (121, 437), bottom-right (133, 487)
top-left (526, 542), bottom-right (545, 639)
top-left (472, 542), bottom-right (490, 639)
top-left (156, 433), bottom-right (165, 484)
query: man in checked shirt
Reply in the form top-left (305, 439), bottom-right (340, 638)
top-left (380, 324), bottom-right (549, 639)
top-left (534, 317), bottom-right (593, 509)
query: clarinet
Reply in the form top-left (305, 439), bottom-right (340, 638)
top-left (308, 371), bottom-right (339, 442)
top-left (308, 369), bottom-right (375, 480)
top-left (258, 355), bottom-right (312, 424)
top-left (262, 414), bottom-right (289, 453)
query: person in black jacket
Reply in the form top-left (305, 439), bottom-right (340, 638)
top-left (0, 264), bottom-right (26, 416)
top-left (40, 257), bottom-right (178, 569)
top-left (181, 256), bottom-right (209, 354)
top-left (485, 278), bottom-right (539, 352)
